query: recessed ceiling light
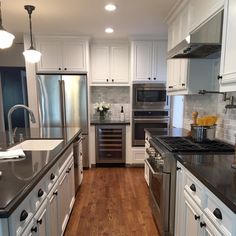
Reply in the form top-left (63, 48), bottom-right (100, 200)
top-left (105, 4), bottom-right (117, 11)
top-left (105, 27), bottom-right (114, 34)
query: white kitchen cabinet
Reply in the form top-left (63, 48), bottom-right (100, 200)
top-left (90, 43), bottom-right (129, 85)
top-left (219, 0), bottom-right (236, 92)
top-left (189, 0), bottom-right (224, 33)
top-left (131, 40), bottom-right (167, 82)
top-left (58, 154), bottom-right (75, 236)
top-left (175, 162), bottom-right (236, 236)
top-left (131, 147), bottom-right (145, 164)
top-left (46, 183), bottom-right (59, 236)
top-left (167, 59), bottom-right (217, 95)
top-left (36, 36), bottom-right (88, 73)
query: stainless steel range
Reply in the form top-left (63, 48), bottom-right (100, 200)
top-left (145, 136), bottom-right (234, 236)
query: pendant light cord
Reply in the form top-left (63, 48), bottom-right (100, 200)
top-left (24, 5), bottom-right (35, 49)
top-left (0, 2), bottom-right (3, 29)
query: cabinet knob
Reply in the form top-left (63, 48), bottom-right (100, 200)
top-left (176, 167), bottom-right (181, 171)
top-left (58, 68), bottom-right (61, 71)
top-left (168, 86), bottom-right (173, 89)
top-left (194, 215), bottom-right (200, 220)
top-left (182, 83), bottom-right (185, 86)
top-left (81, 171), bottom-right (83, 174)
top-left (190, 183), bottom-right (196, 192)
top-left (217, 75), bottom-right (222, 80)
top-left (153, 77), bottom-right (156, 80)
top-left (200, 222), bottom-right (206, 228)
top-left (31, 226), bottom-right (38, 233)
top-left (37, 189), bottom-right (44, 198)
top-left (53, 191), bottom-right (58, 196)
top-left (112, 79), bottom-right (114, 82)
top-left (64, 68), bottom-right (67, 71)
top-left (20, 210), bottom-right (28, 221)
top-left (213, 208), bottom-right (223, 220)
top-left (106, 79), bottom-right (109, 82)
top-left (50, 173), bottom-right (55, 180)
top-left (148, 77), bottom-right (151, 80)
top-left (37, 219), bottom-right (43, 225)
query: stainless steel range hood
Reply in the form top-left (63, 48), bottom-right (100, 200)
top-left (167, 10), bottom-right (223, 59)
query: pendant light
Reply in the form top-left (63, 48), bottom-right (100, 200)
top-left (0, 2), bottom-right (15, 49)
top-left (23, 5), bottom-right (41, 63)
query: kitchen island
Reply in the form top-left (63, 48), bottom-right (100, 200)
top-left (0, 127), bottom-right (81, 235)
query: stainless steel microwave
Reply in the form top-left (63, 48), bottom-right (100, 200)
top-left (132, 83), bottom-right (169, 109)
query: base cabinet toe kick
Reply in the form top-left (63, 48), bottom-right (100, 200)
top-left (0, 143), bottom-right (76, 236)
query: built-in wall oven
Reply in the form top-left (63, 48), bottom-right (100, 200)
top-left (132, 110), bottom-right (170, 146)
top-left (132, 83), bottom-right (170, 146)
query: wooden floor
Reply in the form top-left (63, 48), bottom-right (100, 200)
top-left (64, 167), bottom-right (159, 236)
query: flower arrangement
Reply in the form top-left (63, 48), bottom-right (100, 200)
top-left (94, 101), bottom-right (110, 119)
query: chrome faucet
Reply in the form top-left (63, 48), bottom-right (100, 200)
top-left (7, 104), bottom-right (36, 144)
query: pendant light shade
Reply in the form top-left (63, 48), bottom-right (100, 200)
top-left (0, 2), bottom-right (15, 49)
top-left (23, 5), bottom-right (41, 63)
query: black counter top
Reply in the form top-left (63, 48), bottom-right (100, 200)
top-left (176, 153), bottom-right (236, 214)
top-left (0, 127), bottom-right (81, 217)
top-left (145, 127), bottom-right (189, 137)
top-left (90, 119), bottom-right (130, 125)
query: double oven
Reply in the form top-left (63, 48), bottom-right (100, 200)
top-left (132, 83), bottom-right (170, 146)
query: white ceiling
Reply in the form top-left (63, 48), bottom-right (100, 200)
top-left (1, 0), bottom-right (176, 42)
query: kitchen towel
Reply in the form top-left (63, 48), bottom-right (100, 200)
top-left (0, 149), bottom-right (25, 160)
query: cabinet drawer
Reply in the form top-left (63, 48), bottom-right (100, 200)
top-left (9, 195), bottom-right (34, 236)
top-left (204, 189), bottom-right (235, 236)
top-left (58, 145), bottom-right (73, 173)
top-left (184, 170), bottom-right (205, 208)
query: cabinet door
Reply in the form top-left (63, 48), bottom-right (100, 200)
top-left (110, 45), bottom-right (129, 84)
top-left (179, 59), bottom-right (188, 89)
top-left (47, 186), bottom-right (59, 236)
top-left (62, 40), bottom-right (87, 72)
top-left (36, 39), bottom-right (62, 72)
top-left (153, 41), bottom-right (167, 82)
top-left (90, 45), bottom-right (110, 84)
top-left (183, 191), bottom-right (202, 236)
top-left (220, 0), bottom-right (236, 91)
top-left (67, 161), bottom-right (75, 214)
top-left (58, 168), bottom-right (70, 236)
top-left (132, 41), bottom-right (153, 81)
top-left (35, 202), bottom-right (47, 236)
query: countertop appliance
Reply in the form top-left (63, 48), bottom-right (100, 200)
top-left (36, 74), bottom-right (89, 169)
top-left (167, 10), bottom-right (223, 59)
top-left (145, 136), bottom-right (234, 236)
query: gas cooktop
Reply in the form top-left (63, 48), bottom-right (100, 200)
top-left (153, 136), bottom-right (234, 152)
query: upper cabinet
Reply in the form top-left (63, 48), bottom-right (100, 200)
top-left (219, 0), bottom-right (236, 92)
top-left (36, 36), bottom-right (89, 73)
top-left (131, 40), bottom-right (167, 82)
top-left (166, 0), bottom-right (223, 95)
top-left (90, 43), bottom-right (129, 85)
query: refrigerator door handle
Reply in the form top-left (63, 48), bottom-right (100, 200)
top-left (59, 79), bottom-right (66, 127)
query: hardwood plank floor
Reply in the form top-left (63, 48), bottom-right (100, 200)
top-left (64, 167), bottom-right (159, 236)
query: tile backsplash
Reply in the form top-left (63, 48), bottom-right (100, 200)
top-left (90, 86), bottom-right (130, 120)
top-left (183, 92), bottom-right (236, 144)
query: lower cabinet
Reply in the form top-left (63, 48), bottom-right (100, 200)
top-left (176, 162), bottom-right (236, 236)
top-left (58, 158), bottom-right (75, 235)
top-left (5, 144), bottom-right (75, 236)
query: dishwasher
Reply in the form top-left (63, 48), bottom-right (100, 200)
top-left (73, 135), bottom-right (83, 193)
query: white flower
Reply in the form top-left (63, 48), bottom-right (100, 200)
top-left (99, 107), bottom-right (103, 111)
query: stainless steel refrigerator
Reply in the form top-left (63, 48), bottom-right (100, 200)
top-left (36, 74), bottom-right (89, 167)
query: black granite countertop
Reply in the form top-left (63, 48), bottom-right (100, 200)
top-left (90, 119), bottom-right (130, 125)
top-left (0, 127), bottom-right (81, 217)
top-left (176, 153), bottom-right (236, 214)
top-left (145, 127), bottom-right (189, 137)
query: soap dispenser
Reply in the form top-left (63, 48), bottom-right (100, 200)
top-left (120, 106), bottom-right (125, 121)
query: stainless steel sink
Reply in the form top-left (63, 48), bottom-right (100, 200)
top-left (9, 139), bottom-right (63, 151)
